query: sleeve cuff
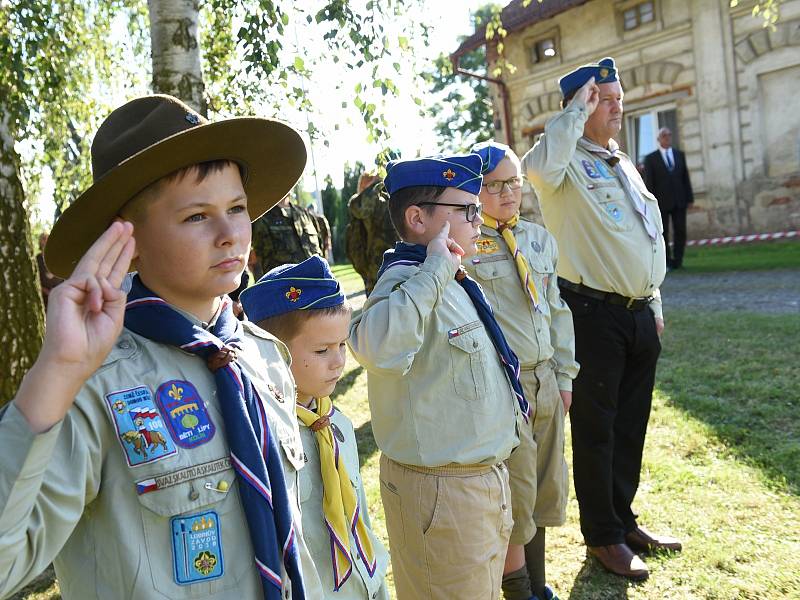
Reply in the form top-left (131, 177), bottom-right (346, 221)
top-left (0, 402), bottom-right (64, 482)
top-left (556, 374), bottom-right (573, 392)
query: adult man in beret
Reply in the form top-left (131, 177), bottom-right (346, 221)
top-left (523, 57), bottom-right (681, 581)
top-left (644, 127), bottom-right (694, 270)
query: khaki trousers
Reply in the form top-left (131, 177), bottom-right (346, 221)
top-left (379, 455), bottom-right (513, 600)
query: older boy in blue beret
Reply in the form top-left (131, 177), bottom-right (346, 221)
top-left (466, 141), bottom-right (579, 600)
top-left (0, 95), bottom-right (324, 599)
top-left (240, 257), bottom-right (390, 600)
top-left (348, 154), bottom-right (525, 599)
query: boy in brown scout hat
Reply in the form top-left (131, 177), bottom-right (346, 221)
top-left (0, 95), bottom-right (325, 599)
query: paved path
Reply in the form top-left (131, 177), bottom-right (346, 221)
top-left (661, 269), bottom-right (800, 314)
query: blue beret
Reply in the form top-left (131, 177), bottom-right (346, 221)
top-left (471, 141), bottom-right (510, 174)
top-left (239, 255), bottom-right (345, 322)
top-left (384, 154), bottom-right (483, 196)
top-left (558, 57), bottom-right (619, 98)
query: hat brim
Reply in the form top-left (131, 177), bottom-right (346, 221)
top-left (45, 117), bottom-right (307, 278)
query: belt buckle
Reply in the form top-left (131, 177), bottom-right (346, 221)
top-left (626, 297), bottom-right (635, 309)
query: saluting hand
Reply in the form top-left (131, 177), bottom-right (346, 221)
top-left (426, 221), bottom-right (464, 273)
top-left (572, 77), bottom-right (600, 115)
top-left (40, 221), bottom-right (136, 381)
top-left (16, 221), bottom-right (136, 433)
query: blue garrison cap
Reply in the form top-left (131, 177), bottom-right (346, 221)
top-left (239, 255), bottom-right (345, 322)
top-left (558, 57), bottom-right (619, 98)
top-left (471, 141), bottom-right (510, 174)
top-left (384, 154), bottom-right (483, 196)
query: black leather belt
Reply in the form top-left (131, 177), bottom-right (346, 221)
top-left (558, 278), bottom-right (653, 311)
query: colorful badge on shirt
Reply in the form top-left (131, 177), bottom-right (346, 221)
top-left (155, 380), bottom-right (216, 449)
top-left (581, 159), bottom-right (600, 179)
top-left (476, 238), bottom-right (500, 254)
top-left (171, 510), bottom-right (224, 585)
top-left (106, 386), bottom-right (177, 467)
top-left (604, 202), bottom-right (625, 223)
top-left (594, 159), bottom-right (615, 179)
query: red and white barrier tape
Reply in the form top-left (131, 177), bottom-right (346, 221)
top-left (686, 230), bottom-right (799, 247)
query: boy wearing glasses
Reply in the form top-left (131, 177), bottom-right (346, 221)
top-left (348, 154), bottom-right (523, 600)
top-left (465, 142), bottom-right (578, 600)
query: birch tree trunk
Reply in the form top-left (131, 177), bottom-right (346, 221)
top-left (0, 104), bottom-right (45, 406)
top-left (147, 0), bottom-right (207, 116)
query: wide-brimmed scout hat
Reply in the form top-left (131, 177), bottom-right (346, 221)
top-left (45, 94), bottom-right (307, 278)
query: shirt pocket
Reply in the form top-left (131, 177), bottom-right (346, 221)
top-left (596, 190), bottom-right (635, 233)
top-left (528, 254), bottom-right (554, 314)
top-left (135, 459), bottom-right (254, 596)
top-left (473, 258), bottom-right (516, 311)
top-left (447, 326), bottom-right (492, 412)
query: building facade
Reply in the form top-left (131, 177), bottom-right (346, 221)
top-left (454, 0), bottom-right (800, 237)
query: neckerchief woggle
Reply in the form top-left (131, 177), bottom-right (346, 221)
top-left (296, 397), bottom-right (376, 590)
top-left (481, 212), bottom-right (542, 313)
top-left (577, 136), bottom-right (658, 240)
top-left (124, 275), bottom-right (305, 600)
top-left (377, 243), bottom-right (529, 422)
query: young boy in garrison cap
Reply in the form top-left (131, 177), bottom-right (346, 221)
top-left (348, 154), bottom-right (526, 600)
top-left (0, 94), bottom-right (326, 599)
top-left (239, 256), bottom-right (390, 600)
top-left (465, 142), bottom-right (579, 600)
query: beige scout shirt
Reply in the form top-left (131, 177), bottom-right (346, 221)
top-left (0, 319), bottom-right (324, 600)
top-left (464, 219), bottom-right (579, 391)
top-left (298, 406), bottom-right (390, 600)
top-left (522, 100), bottom-right (667, 319)
top-left (347, 254), bottom-right (519, 467)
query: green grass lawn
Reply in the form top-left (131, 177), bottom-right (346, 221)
top-left (16, 246), bottom-right (800, 599)
top-left (331, 263), bottom-right (365, 295)
top-left (677, 240), bottom-right (800, 273)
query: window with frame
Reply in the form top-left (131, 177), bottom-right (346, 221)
top-left (530, 38), bottom-right (557, 64)
top-left (623, 1), bottom-right (655, 31)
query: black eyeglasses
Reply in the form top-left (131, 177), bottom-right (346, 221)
top-left (483, 176), bottom-right (523, 194)
top-left (416, 202), bottom-right (483, 223)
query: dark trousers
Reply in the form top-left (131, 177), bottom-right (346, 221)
top-left (661, 206), bottom-right (687, 268)
top-left (561, 287), bottom-right (661, 546)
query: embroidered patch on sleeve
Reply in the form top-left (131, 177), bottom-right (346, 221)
top-left (106, 386), bottom-right (177, 467)
top-left (171, 510), bottom-right (224, 585)
top-left (155, 380), bottom-right (216, 448)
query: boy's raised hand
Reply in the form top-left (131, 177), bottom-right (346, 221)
top-left (15, 221), bottom-right (135, 432)
top-left (42, 221), bottom-right (136, 377)
top-left (426, 221), bottom-right (464, 273)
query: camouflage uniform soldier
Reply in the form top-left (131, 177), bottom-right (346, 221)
top-left (345, 174), bottom-right (399, 294)
top-left (252, 197), bottom-right (323, 278)
top-left (308, 205), bottom-right (333, 263)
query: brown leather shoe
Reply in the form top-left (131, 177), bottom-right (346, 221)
top-left (625, 526), bottom-right (682, 554)
top-left (587, 543), bottom-right (649, 581)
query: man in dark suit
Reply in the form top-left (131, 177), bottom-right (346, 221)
top-left (644, 127), bottom-right (694, 269)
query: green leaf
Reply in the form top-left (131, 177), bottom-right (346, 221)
top-left (281, 13), bottom-right (289, 26)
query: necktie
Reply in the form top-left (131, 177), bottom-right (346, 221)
top-left (481, 212), bottom-right (541, 313)
top-left (295, 397), bottom-right (376, 591)
top-left (378, 243), bottom-right (530, 422)
top-left (124, 276), bottom-right (306, 600)
top-left (666, 150), bottom-right (674, 171)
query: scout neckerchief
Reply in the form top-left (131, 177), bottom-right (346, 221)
top-left (295, 396), bottom-right (376, 591)
top-left (124, 276), bottom-right (305, 600)
top-left (378, 243), bottom-right (530, 422)
top-left (481, 212), bottom-right (542, 313)
top-left (578, 136), bottom-right (659, 240)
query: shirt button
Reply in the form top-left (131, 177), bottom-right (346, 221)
top-left (117, 340), bottom-right (131, 350)
top-left (473, 341), bottom-right (479, 349)
top-left (501, 503), bottom-right (507, 510)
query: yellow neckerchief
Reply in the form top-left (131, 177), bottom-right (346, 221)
top-left (296, 396), bottom-right (376, 589)
top-left (481, 212), bottom-right (541, 312)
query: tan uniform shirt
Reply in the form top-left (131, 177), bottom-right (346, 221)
top-left (347, 254), bottom-right (520, 467)
top-left (464, 219), bottom-right (579, 391)
top-left (298, 407), bottom-right (390, 600)
top-left (0, 319), bottom-right (324, 599)
top-left (522, 101), bottom-right (666, 319)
